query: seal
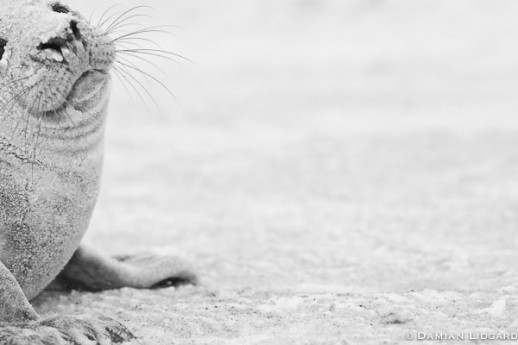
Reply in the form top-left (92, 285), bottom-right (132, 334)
top-left (0, 1), bottom-right (197, 344)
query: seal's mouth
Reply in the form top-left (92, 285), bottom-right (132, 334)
top-left (29, 15), bottom-right (113, 116)
top-left (37, 69), bottom-right (110, 119)
top-left (66, 68), bottom-right (110, 104)
top-left (27, 33), bottom-right (113, 119)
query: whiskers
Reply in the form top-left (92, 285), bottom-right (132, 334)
top-left (93, 5), bottom-right (191, 113)
top-left (0, 78), bottom-right (46, 179)
top-left (0, 5), bottom-right (187, 173)
top-left (0, 76), bottom-right (33, 140)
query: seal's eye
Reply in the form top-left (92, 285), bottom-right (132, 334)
top-left (0, 39), bottom-right (7, 60)
top-left (51, 3), bottom-right (70, 14)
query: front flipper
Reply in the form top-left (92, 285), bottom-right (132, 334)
top-left (0, 260), bottom-right (39, 323)
top-left (0, 315), bottom-right (134, 345)
top-left (55, 245), bottom-right (198, 292)
top-left (0, 261), bottom-right (133, 344)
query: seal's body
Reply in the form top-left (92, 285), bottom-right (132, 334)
top-left (0, 1), bottom-right (196, 344)
top-left (0, 100), bottom-right (107, 301)
top-left (0, 0), bottom-right (113, 300)
top-left (0, 65), bottom-right (110, 302)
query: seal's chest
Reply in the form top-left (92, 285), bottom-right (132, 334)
top-left (0, 160), bottom-right (100, 243)
top-left (0, 167), bottom-right (99, 296)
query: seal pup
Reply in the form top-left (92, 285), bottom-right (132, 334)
top-left (0, 0), bottom-right (197, 344)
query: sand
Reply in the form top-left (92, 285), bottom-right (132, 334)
top-left (32, 1), bottom-right (518, 344)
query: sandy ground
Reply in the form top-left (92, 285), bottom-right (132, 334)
top-left (32, 1), bottom-right (518, 344)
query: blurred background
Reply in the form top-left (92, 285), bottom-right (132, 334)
top-left (47, 0), bottom-right (518, 342)
top-left (63, 0), bottom-right (518, 290)
top-left (70, 0), bottom-right (518, 126)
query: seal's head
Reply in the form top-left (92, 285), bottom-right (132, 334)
top-left (0, 0), bottom-right (115, 121)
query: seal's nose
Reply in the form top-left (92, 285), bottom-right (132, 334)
top-left (70, 20), bottom-right (81, 41)
top-left (37, 20), bottom-right (82, 55)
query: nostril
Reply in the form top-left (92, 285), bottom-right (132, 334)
top-left (38, 37), bottom-right (68, 52)
top-left (70, 20), bottom-right (81, 41)
top-left (0, 38), bottom-right (7, 60)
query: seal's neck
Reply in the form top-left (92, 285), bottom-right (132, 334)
top-left (0, 99), bottom-right (109, 175)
